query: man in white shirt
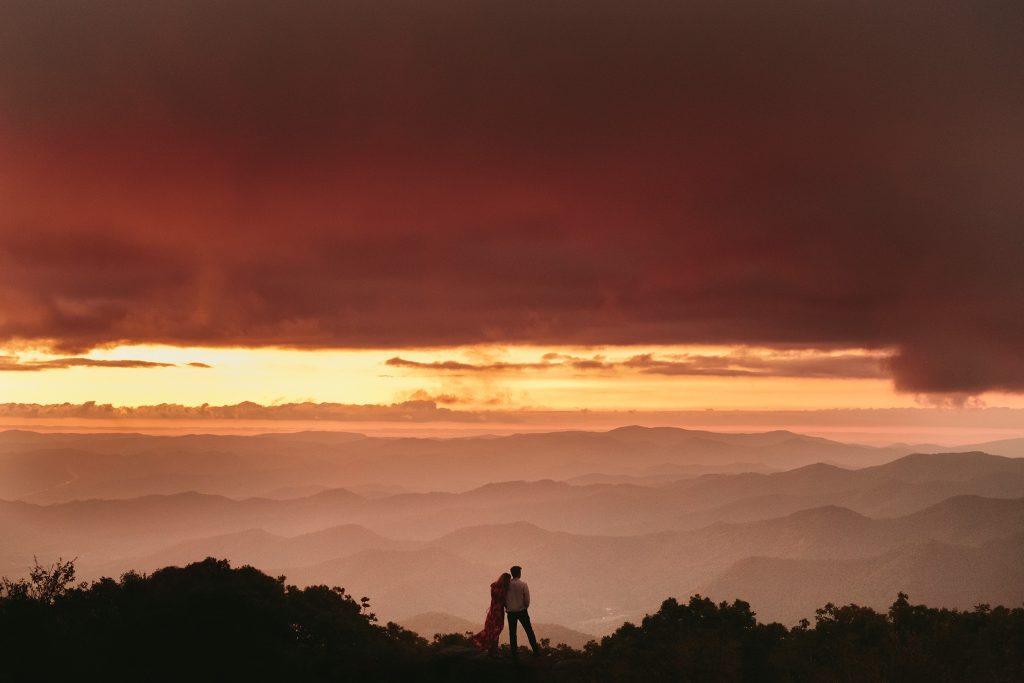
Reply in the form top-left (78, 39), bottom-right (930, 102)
top-left (505, 565), bottom-right (541, 658)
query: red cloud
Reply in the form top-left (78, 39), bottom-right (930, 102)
top-left (1, 2), bottom-right (1021, 393)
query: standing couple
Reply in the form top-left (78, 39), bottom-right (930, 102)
top-left (472, 565), bottom-right (542, 659)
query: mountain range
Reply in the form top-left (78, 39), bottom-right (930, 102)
top-left (2, 427), bottom-right (1022, 634)
top-left (0, 426), bottom-right (954, 503)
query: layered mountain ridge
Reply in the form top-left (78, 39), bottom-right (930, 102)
top-left (2, 428), bottom-right (1022, 633)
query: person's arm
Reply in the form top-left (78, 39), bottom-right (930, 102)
top-left (524, 582), bottom-right (530, 609)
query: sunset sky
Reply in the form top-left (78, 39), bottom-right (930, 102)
top-left (1, 1), bottom-right (1022, 442)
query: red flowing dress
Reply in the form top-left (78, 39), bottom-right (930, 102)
top-left (472, 579), bottom-right (508, 651)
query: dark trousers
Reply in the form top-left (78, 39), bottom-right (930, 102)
top-left (507, 609), bottom-right (541, 656)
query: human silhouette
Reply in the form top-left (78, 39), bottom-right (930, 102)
top-left (505, 565), bottom-right (541, 658)
top-left (472, 572), bottom-right (511, 654)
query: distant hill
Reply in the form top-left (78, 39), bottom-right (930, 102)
top-left (5, 493), bottom-right (1022, 634)
top-left (656, 452), bottom-right (1024, 525)
top-left (0, 426), bottom-right (907, 503)
top-left (258, 484), bottom-right (331, 499)
top-left (280, 547), bottom-right (496, 621)
top-left (929, 437), bottom-right (1024, 459)
top-left (245, 496), bottom-right (1024, 633)
top-left (702, 532), bottom-right (1024, 624)
top-left (97, 523), bottom-right (412, 577)
top-left (4, 451), bottom-right (1023, 565)
top-left (863, 450), bottom-right (1024, 482)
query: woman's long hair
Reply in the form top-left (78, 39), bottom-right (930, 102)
top-left (497, 572), bottom-right (512, 594)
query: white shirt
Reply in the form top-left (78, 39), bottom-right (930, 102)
top-left (505, 577), bottom-right (530, 612)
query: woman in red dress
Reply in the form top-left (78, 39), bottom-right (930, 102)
top-left (472, 572), bottom-right (512, 653)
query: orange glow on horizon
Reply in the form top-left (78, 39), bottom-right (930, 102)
top-left (3, 343), bottom-right (1024, 415)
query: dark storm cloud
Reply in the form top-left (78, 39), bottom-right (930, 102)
top-left (1, 0), bottom-right (1022, 393)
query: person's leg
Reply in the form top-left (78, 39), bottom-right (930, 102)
top-left (519, 610), bottom-right (541, 655)
top-left (507, 611), bottom-right (519, 658)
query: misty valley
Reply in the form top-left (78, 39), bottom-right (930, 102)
top-left (2, 426), bottom-right (1022, 643)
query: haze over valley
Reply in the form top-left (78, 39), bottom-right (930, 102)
top-left (4, 427), bottom-right (1021, 640)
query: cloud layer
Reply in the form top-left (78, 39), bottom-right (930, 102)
top-left (0, 355), bottom-right (190, 372)
top-left (387, 350), bottom-right (888, 379)
top-left (2, 401), bottom-right (1023, 442)
top-left (1, 1), bottom-right (1022, 393)
top-left (0, 400), bottom-right (471, 422)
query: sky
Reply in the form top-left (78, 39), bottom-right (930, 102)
top-left (1, 1), bottom-right (1022, 442)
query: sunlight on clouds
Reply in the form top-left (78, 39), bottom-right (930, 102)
top-left (3, 343), bottom-right (1023, 412)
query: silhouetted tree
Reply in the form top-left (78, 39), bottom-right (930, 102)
top-left (3, 560), bottom-right (1022, 683)
top-left (0, 556), bottom-right (83, 603)
top-left (584, 596), bottom-right (780, 682)
top-left (0, 558), bottom-right (425, 682)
